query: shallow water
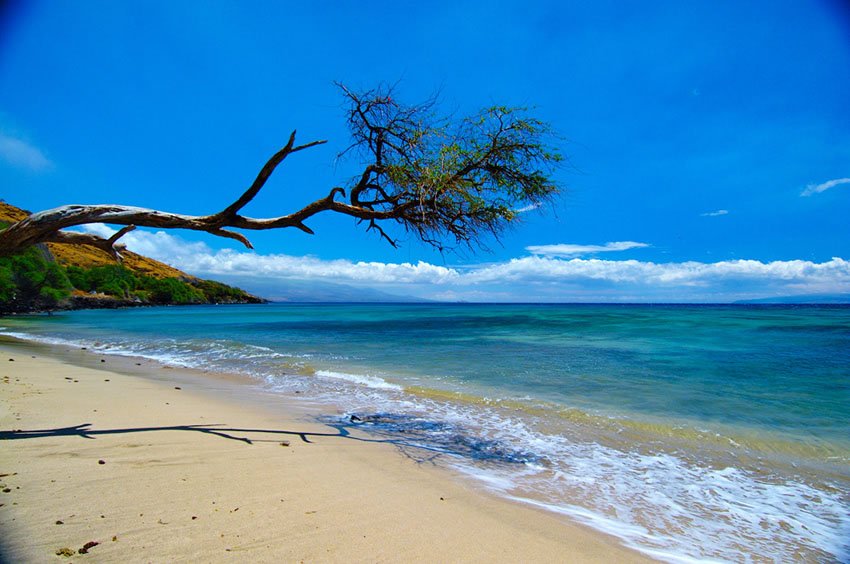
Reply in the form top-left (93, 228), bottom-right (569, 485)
top-left (3, 303), bottom-right (849, 562)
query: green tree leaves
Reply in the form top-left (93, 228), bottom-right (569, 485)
top-left (339, 84), bottom-right (563, 251)
top-left (0, 245), bottom-right (72, 309)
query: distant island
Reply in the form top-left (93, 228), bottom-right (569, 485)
top-left (0, 202), bottom-right (263, 314)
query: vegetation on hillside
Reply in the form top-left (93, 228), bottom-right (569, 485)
top-left (0, 253), bottom-right (261, 313)
top-left (1, 212), bottom-right (262, 314)
top-left (65, 264), bottom-right (254, 305)
top-left (0, 244), bottom-right (73, 311)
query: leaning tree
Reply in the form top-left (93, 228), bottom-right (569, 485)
top-left (0, 85), bottom-right (562, 258)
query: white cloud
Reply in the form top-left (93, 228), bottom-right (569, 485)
top-left (77, 225), bottom-right (850, 301)
top-left (79, 223), bottom-right (212, 259)
top-left (800, 177), bottom-right (850, 197)
top-left (462, 256), bottom-right (850, 286)
top-left (190, 251), bottom-right (460, 285)
top-left (78, 224), bottom-right (459, 285)
top-left (514, 202), bottom-right (541, 213)
top-left (0, 132), bottom-right (52, 171)
top-left (700, 209), bottom-right (728, 217)
top-left (526, 241), bottom-right (649, 257)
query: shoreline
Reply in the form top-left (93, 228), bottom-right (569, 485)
top-left (0, 296), bottom-right (267, 317)
top-left (0, 338), bottom-right (650, 562)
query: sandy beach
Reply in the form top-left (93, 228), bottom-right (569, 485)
top-left (0, 339), bottom-right (649, 562)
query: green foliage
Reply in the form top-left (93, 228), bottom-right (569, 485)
top-left (0, 264), bottom-right (16, 302)
top-left (1, 250), bottom-right (256, 313)
top-left (340, 84), bottom-right (563, 250)
top-left (67, 264), bottom-right (138, 298)
top-left (0, 245), bottom-right (73, 309)
top-left (193, 279), bottom-right (252, 302)
top-left (144, 277), bottom-right (205, 304)
top-left (68, 263), bottom-right (253, 305)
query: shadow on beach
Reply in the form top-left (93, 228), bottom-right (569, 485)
top-left (1, 415), bottom-right (539, 466)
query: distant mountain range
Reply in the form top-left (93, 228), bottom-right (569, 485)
top-left (734, 294), bottom-right (850, 304)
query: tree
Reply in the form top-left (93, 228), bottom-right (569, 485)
top-left (0, 85), bottom-right (562, 258)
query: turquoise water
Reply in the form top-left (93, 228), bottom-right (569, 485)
top-left (3, 303), bottom-right (850, 562)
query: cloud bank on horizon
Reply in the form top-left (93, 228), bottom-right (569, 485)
top-left (81, 224), bottom-right (850, 303)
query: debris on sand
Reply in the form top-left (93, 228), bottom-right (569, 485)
top-left (78, 541), bottom-right (100, 554)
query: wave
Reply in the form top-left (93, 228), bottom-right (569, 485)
top-left (336, 403), bottom-right (850, 563)
top-left (314, 370), bottom-right (402, 391)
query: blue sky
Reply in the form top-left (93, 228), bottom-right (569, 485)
top-left (1, 1), bottom-right (849, 301)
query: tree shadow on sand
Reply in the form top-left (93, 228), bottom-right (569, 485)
top-left (0, 414), bottom-right (539, 466)
top-left (0, 422), bottom-right (343, 445)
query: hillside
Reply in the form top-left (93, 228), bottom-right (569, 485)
top-left (1, 202), bottom-right (264, 313)
top-left (1, 202), bottom-right (190, 279)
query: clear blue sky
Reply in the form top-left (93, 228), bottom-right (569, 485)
top-left (2, 1), bottom-right (849, 301)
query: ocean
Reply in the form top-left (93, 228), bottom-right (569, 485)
top-left (3, 303), bottom-right (849, 562)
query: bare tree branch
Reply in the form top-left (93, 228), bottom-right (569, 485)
top-left (42, 225), bottom-right (134, 261)
top-left (0, 84), bottom-right (563, 259)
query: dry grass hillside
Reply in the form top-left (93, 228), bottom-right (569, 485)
top-left (1, 202), bottom-right (194, 280)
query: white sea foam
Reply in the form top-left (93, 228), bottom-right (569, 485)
top-left (1, 331), bottom-right (81, 347)
top-left (314, 370), bottom-right (402, 391)
top-left (304, 379), bottom-right (850, 563)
